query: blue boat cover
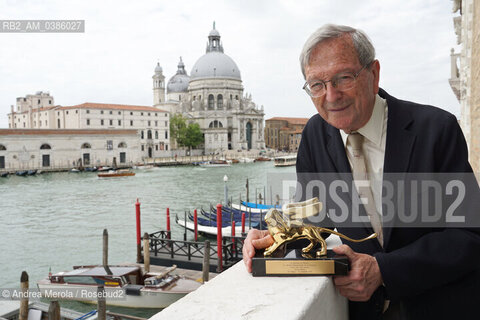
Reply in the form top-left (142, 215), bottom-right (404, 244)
top-left (241, 201), bottom-right (281, 210)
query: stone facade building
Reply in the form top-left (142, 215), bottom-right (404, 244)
top-left (264, 117), bottom-right (308, 151)
top-left (0, 129), bottom-right (141, 171)
top-left (153, 24), bottom-right (266, 154)
top-left (7, 93), bottom-right (170, 158)
top-left (450, 0), bottom-right (480, 173)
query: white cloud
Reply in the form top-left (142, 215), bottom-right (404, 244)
top-left (0, 0), bottom-right (460, 128)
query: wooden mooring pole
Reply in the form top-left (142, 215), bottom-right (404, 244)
top-left (143, 232), bottom-right (150, 273)
top-left (202, 240), bottom-right (210, 283)
top-left (194, 209), bottom-right (198, 241)
top-left (135, 199), bottom-right (142, 263)
top-left (19, 271), bottom-right (28, 320)
top-left (183, 211), bottom-right (187, 241)
top-left (97, 285), bottom-right (106, 320)
top-left (48, 301), bottom-right (60, 320)
top-left (103, 229), bottom-right (112, 275)
top-left (216, 204), bottom-right (223, 272)
top-left (241, 212), bottom-right (246, 235)
top-left (166, 208), bottom-right (171, 239)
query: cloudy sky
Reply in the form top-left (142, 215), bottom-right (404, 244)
top-left (0, 0), bottom-right (460, 128)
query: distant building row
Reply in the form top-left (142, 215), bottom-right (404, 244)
top-left (0, 129), bottom-right (140, 171)
top-left (264, 117), bottom-right (308, 152)
top-left (8, 92), bottom-right (170, 157)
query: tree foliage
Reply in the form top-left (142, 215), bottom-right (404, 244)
top-left (169, 114), bottom-right (204, 150)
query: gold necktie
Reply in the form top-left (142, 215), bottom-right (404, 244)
top-left (347, 133), bottom-right (383, 247)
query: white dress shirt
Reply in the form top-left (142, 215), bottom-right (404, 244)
top-left (340, 94), bottom-right (388, 220)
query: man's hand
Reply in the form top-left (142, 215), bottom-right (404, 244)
top-left (333, 244), bottom-right (383, 301)
top-left (242, 229), bottom-right (274, 273)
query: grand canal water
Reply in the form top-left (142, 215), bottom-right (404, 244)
top-left (0, 162), bottom-right (295, 317)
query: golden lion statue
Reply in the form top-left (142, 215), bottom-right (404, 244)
top-left (264, 198), bottom-right (377, 257)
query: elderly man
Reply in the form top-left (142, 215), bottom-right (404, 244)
top-left (243, 24), bottom-right (480, 319)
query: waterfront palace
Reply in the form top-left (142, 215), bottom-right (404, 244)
top-left (1, 24), bottom-right (266, 171)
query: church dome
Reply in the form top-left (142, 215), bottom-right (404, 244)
top-left (167, 57), bottom-right (190, 93)
top-left (209, 28), bottom-right (220, 37)
top-left (190, 24), bottom-right (241, 81)
top-left (191, 52), bottom-right (241, 80)
top-left (154, 62), bottom-right (163, 73)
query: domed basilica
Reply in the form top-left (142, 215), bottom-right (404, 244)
top-left (152, 24), bottom-right (265, 154)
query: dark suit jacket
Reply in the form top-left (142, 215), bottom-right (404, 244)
top-left (296, 88), bottom-right (480, 319)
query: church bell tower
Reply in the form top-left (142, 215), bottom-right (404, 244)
top-left (153, 62), bottom-right (165, 106)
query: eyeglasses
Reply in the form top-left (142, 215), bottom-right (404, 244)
top-left (303, 63), bottom-right (371, 98)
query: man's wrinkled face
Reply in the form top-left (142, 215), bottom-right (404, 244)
top-left (304, 35), bottom-right (380, 133)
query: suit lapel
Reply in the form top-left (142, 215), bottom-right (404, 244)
top-left (381, 89), bottom-right (416, 248)
top-left (326, 125), bottom-right (350, 173)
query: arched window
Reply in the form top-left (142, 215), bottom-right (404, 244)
top-left (118, 142), bottom-right (127, 148)
top-left (81, 143), bottom-right (91, 149)
top-left (141, 131), bottom-right (144, 139)
top-left (155, 131), bottom-right (158, 139)
top-left (0, 144), bottom-right (6, 151)
top-left (208, 94), bottom-right (214, 110)
top-left (40, 144), bottom-right (51, 150)
top-left (217, 94), bottom-right (223, 109)
top-left (147, 130), bottom-right (152, 139)
top-left (208, 120), bottom-right (224, 128)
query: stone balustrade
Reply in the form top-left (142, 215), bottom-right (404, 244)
top-left (150, 236), bottom-right (347, 320)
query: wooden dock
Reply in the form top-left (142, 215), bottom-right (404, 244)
top-left (142, 231), bottom-right (244, 273)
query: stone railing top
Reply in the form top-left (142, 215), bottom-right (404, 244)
top-left (150, 236), bottom-right (347, 320)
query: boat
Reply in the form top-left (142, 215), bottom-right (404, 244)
top-left (273, 155), bottom-right (297, 167)
top-left (15, 170), bottom-right (28, 176)
top-left (238, 157), bottom-right (255, 163)
top-left (239, 201), bottom-right (281, 210)
top-left (176, 215), bottom-right (261, 237)
top-left (0, 172), bottom-right (8, 178)
top-left (231, 203), bottom-right (271, 214)
top-left (200, 206), bottom-right (264, 222)
top-left (84, 167), bottom-right (98, 172)
top-left (70, 168), bottom-right (81, 173)
top-left (37, 265), bottom-right (201, 308)
top-left (198, 160), bottom-right (231, 168)
top-left (27, 169), bottom-right (37, 175)
top-left (195, 211), bottom-right (266, 229)
top-left (132, 164), bottom-right (154, 169)
top-left (254, 157), bottom-right (271, 162)
top-left (97, 170), bottom-right (135, 178)
top-left (0, 301), bottom-right (97, 320)
top-left (97, 166), bottom-right (113, 172)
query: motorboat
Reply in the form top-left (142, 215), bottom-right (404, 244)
top-left (97, 170), bottom-right (135, 178)
top-left (273, 155), bottom-right (297, 167)
top-left (37, 265), bottom-right (201, 308)
top-left (97, 166), bottom-right (113, 172)
top-left (198, 160), bottom-right (231, 168)
top-left (0, 301), bottom-right (97, 320)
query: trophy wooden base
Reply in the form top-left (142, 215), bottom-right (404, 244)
top-left (252, 249), bottom-right (349, 277)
